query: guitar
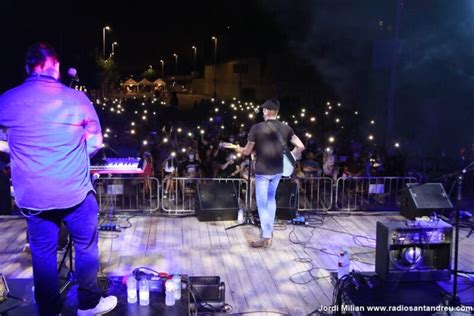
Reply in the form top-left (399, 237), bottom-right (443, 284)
top-left (0, 141), bottom-right (8, 154)
top-left (220, 142), bottom-right (296, 177)
top-left (282, 151), bottom-right (296, 177)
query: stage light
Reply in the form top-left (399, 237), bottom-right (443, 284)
top-left (370, 120), bottom-right (375, 125)
top-left (177, 128), bottom-right (182, 133)
top-left (142, 116), bottom-right (147, 120)
top-left (215, 108), bottom-right (219, 112)
top-left (171, 152), bottom-right (176, 157)
top-left (355, 111), bottom-right (358, 115)
top-left (325, 111), bottom-right (329, 115)
top-left (368, 135), bottom-right (374, 140)
top-left (329, 136), bottom-right (335, 143)
top-left (310, 117), bottom-right (316, 122)
top-left (395, 142), bottom-right (400, 148)
top-left (249, 113), bottom-right (254, 119)
top-left (131, 122), bottom-right (135, 126)
top-left (143, 140), bottom-right (148, 146)
top-left (209, 117), bottom-right (214, 122)
top-left (163, 138), bottom-right (168, 143)
top-left (200, 130), bottom-right (205, 134)
top-left (335, 118), bottom-right (340, 123)
top-left (130, 129), bottom-right (135, 134)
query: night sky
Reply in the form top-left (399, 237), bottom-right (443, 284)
top-left (1, 0), bottom-right (473, 153)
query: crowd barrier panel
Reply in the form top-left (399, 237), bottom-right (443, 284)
top-left (334, 176), bottom-right (417, 212)
top-left (94, 176), bottom-right (418, 215)
top-left (249, 177), bottom-right (334, 212)
top-left (161, 177), bottom-right (247, 215)
top-left (95, 176), bottom-right (160, 213)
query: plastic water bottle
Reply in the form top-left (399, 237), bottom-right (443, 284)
top-left (138, 278), bottom-right (150, 306)
top-left (172, 274), bottom-right (181, 300)
top-left (237, 208), bottom-right (244, 223)
top-left (337, 249), bottom-right (350, 279)
top-left (165, 279), bottom-right (176, 306)
top-left (127, 275), bottom-right (137, 304)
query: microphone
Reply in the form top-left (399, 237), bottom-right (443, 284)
top-left (67, 67), bottom-right (79, 87)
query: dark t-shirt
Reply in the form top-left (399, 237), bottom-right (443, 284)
top-left (248, 119), bottom-right (294, 175)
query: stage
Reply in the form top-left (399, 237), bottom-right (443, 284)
top-left (1, 213), bottom-right (473, 315)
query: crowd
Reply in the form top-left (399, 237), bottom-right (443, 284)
top-left (91, 94), bottom-right (411, 184)
top-left (2, 91), bottom-right (471, 208)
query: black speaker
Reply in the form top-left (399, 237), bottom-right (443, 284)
top-left (276, 181), bottom-right (298, 220)
top-left (195, 182), bottom-right (239, 221)
top-left (376, 220), bottom-right (452, 281)
top-left (400, 183), bottom-right (453, 219)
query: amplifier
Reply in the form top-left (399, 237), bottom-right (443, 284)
top-left (376, 220), bottom-right (452, 281)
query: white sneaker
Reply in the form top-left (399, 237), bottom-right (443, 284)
top-left (77, 296), bottom-right (118, 315)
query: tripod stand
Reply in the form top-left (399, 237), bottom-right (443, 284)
top-left (58, 236), bottom-right (74, 295)
top-left (226, 155), bottom-right (259, 230)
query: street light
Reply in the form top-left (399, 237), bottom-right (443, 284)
top-left (160, 59), bottom-right (164, 79)
top-left (192, 45), bottom-right (197, 72)
top-left (102, 26), bottom-right (111, 58)
top-left (111, 41), bottom-right (118, 56)
top-left (211, 36), bottom-right (217, 97)
top-left (173, 53), bottom-right (178, 75)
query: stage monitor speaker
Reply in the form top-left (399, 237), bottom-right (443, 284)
top-left (195, 182), bottom-right (239, 221)
top-left (375, 220), bottom-right (452, 282)
top-left (276, 181), bottom-right (298, 220)
top-left (400, 183), bottom-right (453, 219)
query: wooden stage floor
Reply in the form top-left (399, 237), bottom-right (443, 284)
top-left (1, 213), bottom-right (473, 315)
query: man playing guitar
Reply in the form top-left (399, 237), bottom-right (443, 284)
top-left (235, 99), bottom-right (305, 248)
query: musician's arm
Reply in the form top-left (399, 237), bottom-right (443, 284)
top-left (80, 93), bottom-right (103, 157)
top-left (238, 142), bottom-right (255, 157)
top-left (290, 134), bottom-right (305, 160)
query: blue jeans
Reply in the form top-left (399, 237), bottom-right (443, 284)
top-left (25, 192), bottom-right (101, 315)
top-left (255, 173), bottom-right (282, 238)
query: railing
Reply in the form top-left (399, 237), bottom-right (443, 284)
top-left (295, 177), bottom-right (334, 211)
top-left (249, 177), bottom-right (334, 212)
top-left (95, 176), bottom-right (160, 213)
top-left (161, 177), bottom-right (247, 215)
top-left (334, 177), bottom-right (417, 212)
top-left (92, 175), bottom-right (418, 215)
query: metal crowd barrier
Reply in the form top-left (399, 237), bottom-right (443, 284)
top-left (334, 177), bottom-right (417, 212)
top-left (93, 176), bottom-right (418, 215)
top-left (294, 177), bottom-right (334, 211)
top-left (95, 176), bottom-right (160, 213)
top-left (248, 177), bottom-right (334, 212)
top-left (161, 177), bottom-right (247, 215)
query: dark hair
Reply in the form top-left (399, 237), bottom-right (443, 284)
top-left (25, 42), bottom-right (58, 73)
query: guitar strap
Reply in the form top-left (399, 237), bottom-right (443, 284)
top-left (266, 121), bottom-right (296, 167)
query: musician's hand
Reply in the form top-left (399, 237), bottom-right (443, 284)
top-left (235, 145), bottom-right (242, 154)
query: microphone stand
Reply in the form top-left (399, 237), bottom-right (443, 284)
top-left (226, 154), bottom-right (259, 230)
top-left (444, 164), bottom-right (474, 306)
